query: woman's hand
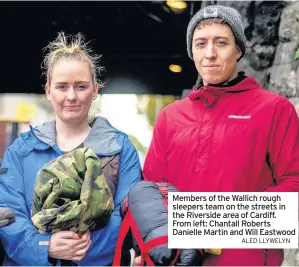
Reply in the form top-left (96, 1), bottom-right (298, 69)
top-left (49, 231), bottom-right (91, 261)
top-left (133, 256), bottom-right (142, 266)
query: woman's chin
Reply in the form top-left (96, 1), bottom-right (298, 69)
top-left (60, 113), bottom-right (85, 124)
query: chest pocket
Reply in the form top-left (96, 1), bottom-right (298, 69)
top-left (100, 154), bottom-right (120, 197)
top-left (216, 119), bottom-right (250, 150)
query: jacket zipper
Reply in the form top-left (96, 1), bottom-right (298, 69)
top-left (101, 155), bottom-right (117, 168)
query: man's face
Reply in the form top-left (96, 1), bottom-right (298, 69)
top-left (192, 23), bottom-right (242, 85)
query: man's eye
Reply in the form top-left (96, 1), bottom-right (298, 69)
top-left (218, 41), bottom-right (227, 46)
top-left (196, 42), bottom-right (205, 47)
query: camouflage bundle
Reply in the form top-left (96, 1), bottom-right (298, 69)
top-left (31, 148), bottom-right (114, 235)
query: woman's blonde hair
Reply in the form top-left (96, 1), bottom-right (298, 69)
top-left (42, 31), bottom-right (104, 87)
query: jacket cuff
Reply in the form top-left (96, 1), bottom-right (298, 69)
top-left (37, 233), bottom-right (52, 265)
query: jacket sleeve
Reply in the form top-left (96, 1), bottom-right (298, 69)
top-left (266, 99), bottom-right (299, 192)
top-left (143, 109), bottom-right (168, 182)
top-left (77, 135), bottom-right (142, 266)
top-left (0, 146), bottom-right (51, 266)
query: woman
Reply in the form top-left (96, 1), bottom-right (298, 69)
top-left (0, 32), bottom-right (141, 266)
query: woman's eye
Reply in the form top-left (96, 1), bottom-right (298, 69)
top-left (56, 85), bottom-right (67, 90)
top-left (77, 84), bottom-right (87, 90)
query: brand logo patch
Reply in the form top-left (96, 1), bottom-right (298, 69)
top-left (204, 7), bottom-right (218, 18)
top-left (228, 115), bottom-right (251, 119)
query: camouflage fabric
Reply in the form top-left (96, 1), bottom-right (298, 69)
top-left (31, 148), bottom-right (114, 235)
top-left (0, 207), bottom-right (15, 228)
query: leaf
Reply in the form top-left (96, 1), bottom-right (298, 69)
top-left (295, 49), bottom-right (299, 60)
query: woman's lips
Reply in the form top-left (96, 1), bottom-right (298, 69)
top-left (63, 106), bottom-right (80, 110)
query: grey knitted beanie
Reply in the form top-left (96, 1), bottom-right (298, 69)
top-left (186, 5), bottom-right (246, 61)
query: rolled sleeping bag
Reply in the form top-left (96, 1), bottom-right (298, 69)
top-left (122, 180), bottom-right (203, 266)
top-left (176, 249), bottom-right (203, 266)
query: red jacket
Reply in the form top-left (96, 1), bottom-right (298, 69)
top-left (143, 77), bottom-right (299, 266)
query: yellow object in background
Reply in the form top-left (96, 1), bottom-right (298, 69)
top-left (166, 1), bottom-right (187, 10)
top-left (16, 103), bottom-right (36, 122)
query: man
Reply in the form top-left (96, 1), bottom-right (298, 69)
top-left (139, 5), bottom-right (299, 266)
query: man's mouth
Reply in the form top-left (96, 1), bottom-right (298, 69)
top-left (204, 64), bottom-right (220, 68)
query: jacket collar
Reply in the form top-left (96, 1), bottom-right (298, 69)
top-left (22, 116), bottom-right (122, 156)
top-left (189, 76), bottom-right (260, 107)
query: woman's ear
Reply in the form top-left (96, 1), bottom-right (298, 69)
top-left (93, 83), bottom-right (99, 100)
top-left (45, 84), bottom-right (51, 101)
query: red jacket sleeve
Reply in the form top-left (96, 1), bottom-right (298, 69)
top-left (266, 99), bottom-right (299, 192)
top-left (143, 109), bottom-right (168, 182)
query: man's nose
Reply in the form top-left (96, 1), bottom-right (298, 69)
top-left (205, 44), bottom-right (217, 59)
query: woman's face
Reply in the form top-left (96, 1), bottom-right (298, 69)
top-left (45, 59), bottom-right (98, 125)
